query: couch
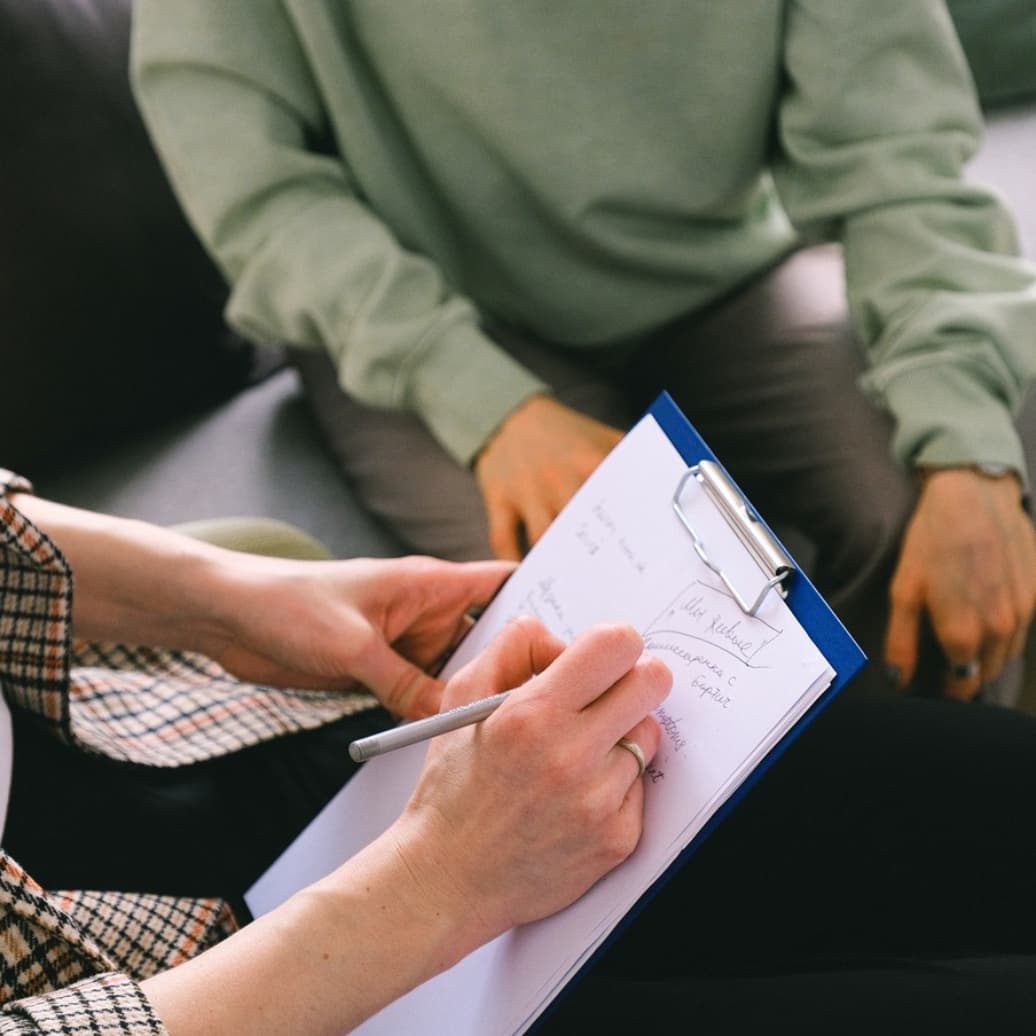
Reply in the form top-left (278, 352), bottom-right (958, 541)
top-left (4, 0), bottom-right (1035, 568)
top-left (1, 0), bottom-right (404, 559)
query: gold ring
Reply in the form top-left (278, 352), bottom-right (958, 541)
top-left (617, 737), bottom-right (647, 778)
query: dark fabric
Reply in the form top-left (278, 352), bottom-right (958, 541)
top-left (4, 702), bottom-right (391, 901)
top-left (0, 0), bottom-right (257, 475)
top-left (12, 684), bottom-right (1036, 1033)
top-left (544, 696), bottom-right (1036, 1035)
top-left (947, 0), bottom-right (1036, 108)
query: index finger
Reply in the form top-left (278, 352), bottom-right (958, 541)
top-left (883, 587), bottom-right (922, 690)
top-left (521, 623), bottom-right (646, 711)
top-left (442, 615), bottom-right (568, 710)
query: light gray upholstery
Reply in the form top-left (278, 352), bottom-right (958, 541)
top-left (37, 368), bottom-right (405, 560)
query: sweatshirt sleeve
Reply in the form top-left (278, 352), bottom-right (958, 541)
top-left (130, 0), bottom-right (544, 466)
top-left (772, 0), bottom-right (1036, 479)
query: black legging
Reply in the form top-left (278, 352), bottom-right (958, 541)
top-left (4, 703), bottom-right (393, 899)
top-left (8, 695), bottom-right (1036, 1034)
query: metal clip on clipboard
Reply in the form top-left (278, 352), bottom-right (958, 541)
top-left (673, 460), bottom-right (795, 617)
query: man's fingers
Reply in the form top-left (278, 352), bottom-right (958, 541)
top-left (935, 613), bottom-right (986, 701)
top-left (883, 587), bottom-right (923, 690)
top-left (486, 499), bottom-right (523, 561)
top-left (522, 501), bottom-right (556, 551)
top-left (1008, 620), bottom-right (1029, 662)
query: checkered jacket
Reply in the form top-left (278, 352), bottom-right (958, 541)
top-left (0, 469), bottom-right (378, 1033)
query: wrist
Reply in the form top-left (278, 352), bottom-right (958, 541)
top-left (919, 462), bottom-right (1023, 493)
top-left (379, 810), bottom-right (498, 962)
top-left (319, 822), bottom-right (490, 991)
top-left (916, 463), bottom-right (1031, 520)
top-left (141, 826), bottom-right (481, 1036)
top-left (473, 392), bottom-right (550, 472)
top-left (107, 529), bottom-right (238, 653)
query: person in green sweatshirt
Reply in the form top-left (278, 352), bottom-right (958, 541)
top-left (131, 1), bottom-right (1036, 702)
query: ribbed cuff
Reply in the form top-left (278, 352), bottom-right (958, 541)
top-left (880, 362), bottom-right (1029, 489)
top-left (407, 321), bottom-right (549, 466)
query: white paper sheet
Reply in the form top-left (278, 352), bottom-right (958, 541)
top-left (246, 413), bottom-right (834, 1035)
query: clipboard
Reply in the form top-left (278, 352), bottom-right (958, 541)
top-left (650, 391), bottom-right (864, 701)
top-left (517, 393), bottom-right (867, 1033)
top-left (246, 391), bottom-right (866, 1036)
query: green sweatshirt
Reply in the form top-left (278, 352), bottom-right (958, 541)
top-left (131, 0), bottom-right (1036, 471)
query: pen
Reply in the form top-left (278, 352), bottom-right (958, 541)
top-left (348, 690), bottom-right (511, 762)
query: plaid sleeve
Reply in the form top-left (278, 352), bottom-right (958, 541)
top-left (1, 466), bottom-right (376, 767)
top-left (0, 471), bottom-right (32, 498)
top-left (0, 853), bottom-right (233, 1034)
top-left (0, 481), bottom-right (73, 742)
top-left (52, 888), bottom-right (237, 980)
top-left (1, 974), bottom-right (168, 1035)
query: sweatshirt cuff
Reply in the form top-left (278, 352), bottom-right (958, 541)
top-left (880, 362), bottom-right (1029, 489)
top-left (4, 973), bottom-right (169, 1035)
top-left (406, 321), bottom-right (549, 466)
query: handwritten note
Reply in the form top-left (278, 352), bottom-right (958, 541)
top-left (246, 411), bottom-right (839, 1036)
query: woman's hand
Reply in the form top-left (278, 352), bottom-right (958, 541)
top-left (8, 494), bottom-right (512, 719)
top-left (141, 617), bottom-right (671, 1035)
top-left (200, 554), bottom-right (515, 718)
top-left (389, 617), bottom-right (672, 948)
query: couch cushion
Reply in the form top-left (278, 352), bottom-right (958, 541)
top-left (0, 0), bottom-right (259, 474)
top-left (35, 369), bottom-right (407, 561)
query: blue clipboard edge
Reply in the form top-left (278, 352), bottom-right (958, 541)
top-left (531, 391), bottom-right (867, 1032)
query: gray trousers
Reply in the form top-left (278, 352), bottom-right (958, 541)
top-left (292, 245), bottom-right (1013, 701)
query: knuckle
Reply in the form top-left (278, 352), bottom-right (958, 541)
top-left (887, 580), bottom-right (920, 611)
top-left (640, 656), bottom-right (673, 695)
top-left (541, 740), bottom-right (578, 786)
top-left (585, 791), bottom-right (614, 826)
top-left (639, 715), bottom-right (664, 757)
top-left (592, 622), bottom-right (643, 657)
top-left (399, 552), bottom-right (432, 569)
top-left (985, 605), bottom-right (1017, 642)
top-left (602, 818), bottom-right (640, 867)
top-left (496, 701), bottom-right (540, 745)
top-left (508, 613), bottom-right (542, 636)
top-left (489, 528), bottom-right (513, 557)
top-left (938, 620), bottom-right (981, 658)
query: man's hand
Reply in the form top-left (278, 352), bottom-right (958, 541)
top-left (474, 395), bottom-right (624, 560)
top-left (884, 467), bottom-right (1036, 699)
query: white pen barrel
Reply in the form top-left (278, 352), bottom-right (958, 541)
top-left (348, 691), bottom-right (511, 762)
